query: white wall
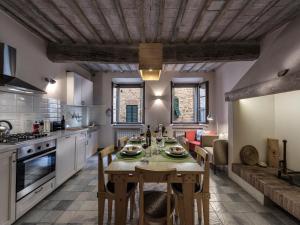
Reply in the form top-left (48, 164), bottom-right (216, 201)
top-left (233, 14), bottom-right (300, 91)
top-left (232, 96), bottom-right (275, 164)
top-left (93, 71), bottom-right (215, 147)
top-left (0, 11), bottom-right (91, 103)
top-left (274, 91), bottom-right (300, 171)
top-left (214, 61), bottom-right (255, 137)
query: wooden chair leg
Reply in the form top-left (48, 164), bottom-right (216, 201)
top-left (130, 192), bottom-right (135, 220)
top-left (107, 198), bottom-right (112, 224)
top-left (214, 164), bottom-right (217, 174)
top-left (196, 197), bottom-right (202, 224)
top-left (202, 197), bottom-right (209, 225)
top-left (98, 194), bottom-right (105, 225)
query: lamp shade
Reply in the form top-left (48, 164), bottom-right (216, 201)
top-left (139, 43), bottom-right (162, 81)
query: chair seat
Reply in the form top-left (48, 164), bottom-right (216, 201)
top-left (189, 140), bottom-right (201, 146)
top-left (171, 183), bottom-right (202, 193)
top-left (144, 191), bottom-right (175, 219)
top-left (106, 181), bottom-right (136, 193)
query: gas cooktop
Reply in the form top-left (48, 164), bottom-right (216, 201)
top-left (0, 133), bottom-right (49, 144)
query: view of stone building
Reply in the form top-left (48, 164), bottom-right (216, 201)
top-left (173, 87), bottom-right (196, 123)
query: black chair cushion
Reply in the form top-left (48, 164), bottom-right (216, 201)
top-left (171, 183), bottom-right (202, 193)
top-left (144, 191), bottom-right (175, 219)
top-left (106, 181), bottom-right (136, 193)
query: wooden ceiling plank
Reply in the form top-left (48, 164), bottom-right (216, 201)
top-left (112, 0), bottom-right (132, 43)
top-left (216, 0), bottom-right (254, 41)
top-left (49, 0), bottom-right (89, 43)
top-left (91, 0), bottom-right (118, 43)
top-left (228, 0), bottom-right (281, 40)
top-left (200, 0), bottom-right (233, 42)
top-left (186, 0), bottom-right (213, 42)
top-left (254, 4), bottom-right (300, 40)
top-left (26, 0), bottom-right (76, 43)
top-left (1, 0), bottom-right (61, 43)
top-left (0, 1), bottom-right (53, 42)
top-left (156, 0), bottom-right (165, 42)
top-left (78, 63), bottom-right (94, 74)
top-left (136, 0), bottom-right (145, 42)
top-left (65, 0), bottom-right (104, 43)
top-left (47, 41), bottom-right (260, 63)
top-left (171, 0), bottom-right (188, 42)
top-left (197, 63), bottom-right (207, 72)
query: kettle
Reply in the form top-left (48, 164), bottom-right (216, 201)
top-left (0, 120), bottom-right (13, 137)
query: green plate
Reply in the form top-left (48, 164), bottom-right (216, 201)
top-left (165, 149), bottom-right (189, 158)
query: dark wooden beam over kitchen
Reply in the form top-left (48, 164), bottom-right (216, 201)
top-left (47, 41), bottom-right (260, 63)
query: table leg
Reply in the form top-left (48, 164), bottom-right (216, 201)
top-left (182, 182), bottom-right (195, 225)
top-left (98, 193), bottom-right (105, 225)
top-left (114, 177), bottom-right (128, 225)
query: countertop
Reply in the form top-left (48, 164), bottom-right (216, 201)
top-left (0, 126), bottom-right (100, 154)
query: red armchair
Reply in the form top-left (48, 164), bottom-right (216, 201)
top-left (185, 130), bottom-right (201, 151)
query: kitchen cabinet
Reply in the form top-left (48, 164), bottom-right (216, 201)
top-left (86, 130), bottom-right (99, 159)
top-left (75, 132), bottom-right (87, 171)
top-left (56, 135), bottom-right (76, 186)
top-left (67, 72), bottom-right (93, 106)
top-left (0, 151), bottom-right (16, 225)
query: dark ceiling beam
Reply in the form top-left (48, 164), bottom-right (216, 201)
top-left (171, 0), bottom-right (188, 42)
top-left (91, 0), bottom-right (118, 43)
top-left (156, 0), bottom-right (165, 42)
top-left (216, 0), bottom-right (253, 41)
top-left (0, 1), bottom-right (52, 42)
top-left (227, 0), bottom-right (280, 40)
top-left (186, 0), bottom-right (213, 42)
top-left (66, 0), bottom-right (103, 43)
top-left (200, 0), bottom-right (233, 42)
top-left (47, 41), bottom-right (260, 63)
top-left (49, 0), bottom-right (89, 43)
top-left (112, 0), bottom-right (132, 43)
top-left (0, 0), bottom-right (61, 43)
top-left (136, 0), bottom-right (145, 42)
top-left (25, 0), bottom-right (76, 43)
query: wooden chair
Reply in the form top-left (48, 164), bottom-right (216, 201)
top-left (118, 136), bottom-right (129, 151)
top-left (135, 166), bottom-right (177, 225)
top-left (172, 146), bottom-right (210, 225)
top-left (98, 145), bottom-right (136, 225)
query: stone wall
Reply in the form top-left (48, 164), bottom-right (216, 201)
top-left (173, 87), bottom-right (196, 122)
top-left (118, 88), bottom-right (142, 122)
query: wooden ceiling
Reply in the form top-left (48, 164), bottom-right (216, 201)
top-left (1, 0), bottom-right (300, 73)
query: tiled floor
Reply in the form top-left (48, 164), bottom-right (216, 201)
top-left (14, 155), bottom-right (300, 225)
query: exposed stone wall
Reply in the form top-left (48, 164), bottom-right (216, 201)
top-left (119, 88), bottom-right (141, 122)
top-left (173, 87), bottom-right (196, 122)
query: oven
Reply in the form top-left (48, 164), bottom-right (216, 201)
top-left (16, 139), bottom-right (56, 201)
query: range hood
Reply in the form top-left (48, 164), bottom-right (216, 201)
top-left (0, 43), bottom-right (46, 94)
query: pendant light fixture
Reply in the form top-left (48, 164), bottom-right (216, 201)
top-left (139, 43), bottom-right (163, 81)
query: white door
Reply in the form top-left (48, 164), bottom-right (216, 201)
top-left (81, 78), bottom-right (93, 106)
top-left (0, 151), bottom-right (16, 225)
top-left (56, 135), bottom-right (76, 186)
top-left (76, 133), bottom-right (86, 171)
top-left (86, 132), bottom-right (93, 159)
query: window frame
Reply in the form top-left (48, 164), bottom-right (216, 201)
top-left (170, 81), bottom-right (209, 124)
top-left (111, 82), bottom-right (145, 125)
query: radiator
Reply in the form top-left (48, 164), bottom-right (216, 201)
top-left (114, 128), bottom-right (143, 146)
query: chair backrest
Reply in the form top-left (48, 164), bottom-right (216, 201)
top-left (213, 139), bottom-right (228, 165)
top-left (98, 145), bottom-right (114, 192)
top-left (194, 146), bottom-right (210, 193)
top-left (135, 166), bottom-right (177, 225)
top-left (118, 136), bottom-right (129, 151)
top-left (201, 135), bottom-right (219, 147)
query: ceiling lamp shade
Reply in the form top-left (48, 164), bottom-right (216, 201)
top-left (139, 43), bottom-right (163, 81)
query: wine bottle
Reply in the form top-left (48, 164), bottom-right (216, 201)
top-left (146, 125), bottom-right (151, 146)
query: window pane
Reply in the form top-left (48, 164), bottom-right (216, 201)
top-left (198, 82), bottom-right (207, 123)
top-left (112, 86), bottom-right (143, 123)
top-left (172, 87), bottom-right (197, 123)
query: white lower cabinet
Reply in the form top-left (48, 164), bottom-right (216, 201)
top-left (56, 135), bottom-right (77, 186)
top-left (0, 151), bottom-right (16, 225)
top-left (86, 130), bottom-right (98, 159)
top-left (75, 132), bottom-right (87, 171)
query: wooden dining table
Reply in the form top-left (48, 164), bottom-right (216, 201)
top-left (104, 140), bottom-right (206, 225)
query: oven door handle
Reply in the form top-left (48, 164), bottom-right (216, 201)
top-left (22, 150), bottom-right (56, 163)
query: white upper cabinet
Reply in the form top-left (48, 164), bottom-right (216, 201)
top-left (67, 72), bottom-right (93, 106)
